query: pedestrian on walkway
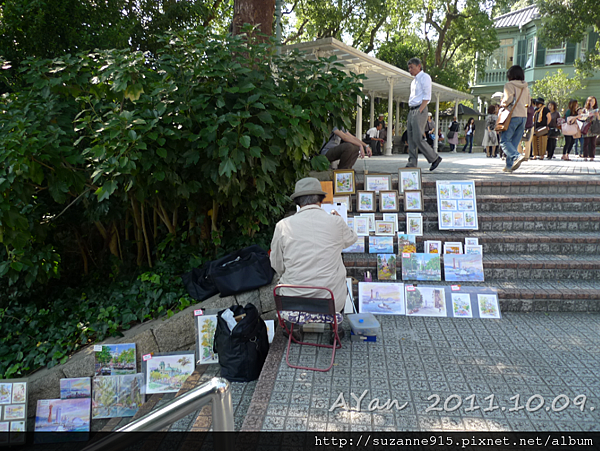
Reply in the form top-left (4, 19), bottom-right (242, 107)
top-left (499, 65), bottom-right (530, 173)
top-left (405, 57), bottom-right (442, 171)
top-left (581, 96), bottom-right (599, 161)
top-left (461, 118), bottom-right (476, 153)
top-left (447, 116), bottom-right (459, 152)
top-left (531, 98), bottom-right (551, 160)
top-left (482, 105), bottom-right (499, 157)
top-left (546, 101), bottom-right (560, 159)
top-left (562, 99), bottom-right (579, 160)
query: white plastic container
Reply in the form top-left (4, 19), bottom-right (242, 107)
top-left (347, 313), bottom-right (380, 336)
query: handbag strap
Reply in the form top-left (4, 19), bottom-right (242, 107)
top-left (511, 87), bottom-right (525, 110)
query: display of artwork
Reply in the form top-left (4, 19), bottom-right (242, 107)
top-left (357, 191), bottom-right (375, 212)
top-left (343, 237), bottom-right (365, 253)
top-left (195, 315), bottom-right (218, 364)
top-left (358, 282), bottom-right (405, 315)
top-left (364, 174), bottom-right (391, 193)
top-left (34, 398), bottom-right (91, 433)
top-left (379, 190), bottom-right (399, 212)
top-left (353, 216), bottom-right (369, 237)
top-left (451, 293), bottom-right (473, 318)
top-left (92, 374), bottom-right (145, 419)
top-left (398, 168), bottom-right (421, 193)
top-left (375, 221), bottom-right (395, 236)
top-left (465, 245), bottom-right (483, 255)
top-left (424, 240), bottom-right (442, 254)
top-left (94, 343), bottom-right (136, 376)
top-left (143, 352), bottom-right (195, 394)
top-left (0, 379), bottom-right (28, 441)
top-left (401, 253), bottom-right (442, 281)
top-left (465, 237), bottom-right (479, 246)
top-left (444, 242), bottom-right (463, 254)
top-left (443, 254), bottom-right (485, 282)
top-left (404, 190), bottom-right (424, 212)
top-left (60, 378), bottom-right (91, 399)
top-left (382, 213), bottom-right (399, 233)
top-left (369, 236), bottom-right (394, 254)
top-left (436, 181), bottom-right (478, 230)
top-left (347, 217), bottom-right (354, 230)
top-left (333, 170), bottom-right (355, 195)
top-left (406, 213), bottom-right (423, 236)
top-left (405, 286), bottom-right (447, 317)
top-left (478, 294), bottom-right (501, 319)
top-left (332, 195), bottom-right (351, 212)
top-left (360, 213), bottom-right (376, 232)
top-left (377, 254), bottom-right (397, 280)
top-left (397, 234), bottom-right (416, 254)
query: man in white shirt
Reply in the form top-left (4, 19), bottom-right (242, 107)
top-left (406, 57), bottom-right (443, 171)
top-left (365, 123), bottom-right (384, 155)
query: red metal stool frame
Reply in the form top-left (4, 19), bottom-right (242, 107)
top-left (273, 284), bottom-right (342, 372)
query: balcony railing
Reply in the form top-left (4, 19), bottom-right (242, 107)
top-left (476, 69), bottom-right (506, 85)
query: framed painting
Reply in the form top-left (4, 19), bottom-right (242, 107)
top-left (436, 180), bottom-right (478, 230)
top-left (477, 294), bottom-right (501, 319)
top-left (332, 195), bottom-right (351, 212)
top-left (375, 221), bottom-right (395, 236)
top-left (465, 245), bottom-right (483, 255)
top-left (425, 240), bottom-right (442, 254)
top-left (353, 216), bottom-right (369, 237)
top-left (369, 236), bottom-right (394, 254)
top-left (364, 174), bottom-right (392, 194)
top-left (195, 315), bottom-right (218, 365)
top-left (451, 293), bottom-right (473, 318)
top-left (356, 191), bottom-right (375, 213)
top-left (358, 282), bottom-right (405, 315)
top-left (443, 242), bottom-right (463, 254)
top-left (379, 190), bottom-right (399, 212)
top-left (465, 237), bottom-right (479, 246)
top-left (333, 170), bottom-right (355, 195)
top-left (377, 254), bottom-right (397, 281)
top-left (142, 351), bottom-right (195, 394)
top-left (347, 217), bottom-right (354, 231)
top-left (398, 168), bottom-right (421, 193)
top-left (406, 213), bottom-right (423, 236)
top-left (382, 213), bottom-right (398, 233)
top-left (403, 190), bottom-right (423, 212)
top-left (343, 237), bottom-right (365, 253)
top-left (360, 213), bottom-right (376, 232)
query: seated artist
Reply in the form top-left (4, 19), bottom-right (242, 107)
top-left (321, 126), bottom-right (372, 169)
top-left (270, 178), bottom-right (358, 341)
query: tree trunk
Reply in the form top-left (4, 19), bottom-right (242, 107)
top-left (232, 0), bottom-right (276, 38)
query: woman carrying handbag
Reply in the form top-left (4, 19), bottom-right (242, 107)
top-left (531, 98), bottom-right (551, 160)
top-left (580, 96), bottom-right (599, 161)
top-left (562, 100), bottom-right (580, 160)
top-left (546, 101), bottom-right (560, 159)
top-left (482, 105), bottom-right (499, 157)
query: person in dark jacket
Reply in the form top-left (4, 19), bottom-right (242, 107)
top-left (531, 97), bottom-right (551, 160)
top-left (461, 118), bottom-right (476, 153)
top-left (546, 101), bottom-right (560, 159)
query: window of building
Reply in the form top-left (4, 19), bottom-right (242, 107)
top-left (525, 37), bottom-right (535, 69)
top-left (580, 34), bottom-right (588, 60)
top-left (486, 38), bottom-right (514, 71)
top-left (545, 42), bottom-right (566, 65)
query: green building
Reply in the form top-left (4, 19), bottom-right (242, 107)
top-left (471, 5), bottom-right (600, 111)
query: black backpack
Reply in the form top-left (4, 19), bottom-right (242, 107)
top-left (213, 303), bottom-right (269, 382)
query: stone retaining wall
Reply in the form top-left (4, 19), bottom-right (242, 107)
top-left (26, 278), bottom-right (280, 415)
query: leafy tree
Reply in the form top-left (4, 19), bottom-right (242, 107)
top-left (531, 69), bottom-right (586, 112)
top-left (537, 0), bottom-right (600, 74)
top-left (97, 346), bottom-right (113, 366)
top-left (233, 0), bottom-right (275, 37)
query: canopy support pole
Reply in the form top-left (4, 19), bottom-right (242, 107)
top-left (396, 100), bottom-right (400, 136)
top-left (454, 99), bottom-right (459, 120)
top-left (385, 77), bottom-right (394, 155)
top-left (370, 92), bottom-right (375, 128)
top-left (434, 93), bottom-right (440, 152)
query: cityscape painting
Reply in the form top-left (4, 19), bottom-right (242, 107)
top-left (401, 253), bottom-right (442, 281)
top-left (92, 374), bottom-right (145, 419)
top-left (143, 352), bottom-right (195, 394)
top-left (405, 286), bottom-right (447, 317)
top-left (358, 282), bottom-right (405, 315)
top-left (60, 378), bottom-right (91, 399)
top-left (94, 343), bottom-right (136, 376)
top-left (34, 398), bottom-right (91, 432)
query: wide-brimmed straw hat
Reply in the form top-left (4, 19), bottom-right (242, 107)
top-left (290, 177), bottom-right (327, 200)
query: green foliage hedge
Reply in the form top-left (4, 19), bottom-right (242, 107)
top-left (0, 28), bottom-right (364, 378)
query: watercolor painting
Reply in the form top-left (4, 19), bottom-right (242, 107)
top-left (4, 405), bottom-right (25, 421)
top-left (441, 200), bottom-right (457, 210)
top-left (361, 213), bottom-right (376, 231)
top-left (353, 217), bottom-right (369, 236)
top-left (453, 212), bottom-right (464, 228)
top-left (369, 236), bottom-right (394, 254)
top-left (407, 216), bottom-right (423, 236)
top-left (444, 254), bottom-right (484, 282)
top-left (196, 315), bottom-right (218, 364)
top-left (343, 237), bottom-right (365, 253)
top-left (34, 398), bottom-right (91, 432)
top-left (0, 384), bottom-right (12, 404)
top-left (60, 378), bottom-right (91, 400)
top-left (465, 245), bottom-right (483, 255)
top-left (465, 211), bottom-right (476, 227)
top-left (0, 422), bottom-right (7, 434)
top-left (401, 253), bottom-right (442, 281)
top-left (347, 217), bottom-right (354, 230)
top-left (10, 421), bottom-right (25, 432)
top-left (441, 212), bottom-right (452, 227)
top-left (458, 200), bottom-right (474, 210)
top-left (377, 254), bottom-right (397, 281)
top-left (358, 282), bottom-right (405, 315)
top-left (375, 221), bottom-right (395, 236)
top-left (451, 293), bottom-right (473, 318)
top-left (95, 343), bottom-right (136, 376)
top-left (380, 191), bottom-right (398, 211)
top-left (426, 241), bottom-right (442, 254)
top-left (406, 286), bottom-right (447, 317)
top-left (334, 170), bottom-right (354, 194)
top-left (478, 294), bottom-right (501, 319)
top-left (382, 213), bottom-right (398, 233)
top-left (365, 175), bottom-right (391, 193)
top-left (92, 374), bottom-right (145, 419)
top-left (399, 169), bottom-right (421, 192)
top-left (462, 184), bottom-right (474, 199)
top-left (144, 352), bottom-right (195, 394)
top-left (439, 184), bottom-right (450, 199)
top-left (465, 238), bottom-right (479, 246)
top-left (357, 192), bottom-right (374, 212)
top-left (11, 383), bottom-right (26, 404)
top-left (404, 190), bottom-right (423, 212)
top-left (450, 184), bottom-right (462, 199)
top-left (397, 234), bottom-right (416, 254)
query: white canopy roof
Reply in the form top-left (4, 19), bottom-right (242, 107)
top-left (284, 37), bottom-right (473, 103)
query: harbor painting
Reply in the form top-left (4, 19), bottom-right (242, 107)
top-left (443, 254), bottom-right (485, 282)
top-left (94, 343), bottom-right (136, 376)
top-left (401, 253), bottom-right (442, 281)
top-left (60, 378), bottom-right (91, 399)
top-left (369, 236), bottom-right (394, 254)
top-left (358, 282), bottom-right (405, 315)
top-left (34, 398), bottom-right (91, 432)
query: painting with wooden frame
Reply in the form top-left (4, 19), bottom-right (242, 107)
top-left (403, 190), bottom-right (424, 212)
top-left (356, 191), bottom-right (375, 213)
top-left (333, 170), bottom-right (355, 195)
top-left (364, 173), bottom-right (392, 194)
top-left (379, 190), bottom-right (399, 212)
top-left (398, 168), bottom-right (422, 193)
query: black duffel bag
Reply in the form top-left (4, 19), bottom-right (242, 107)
top-left (213, 303), bottom-right (269, 382)
top-left (210, 245), bottom-right (274, 297)
top-left (181, 266), bottom-right (219, 302)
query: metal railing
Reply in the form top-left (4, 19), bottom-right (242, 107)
top-left (82, 377), bottom-right (234, 451)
